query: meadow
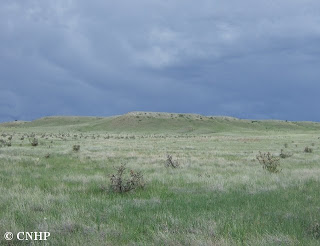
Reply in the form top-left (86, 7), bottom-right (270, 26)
top-left (0, 112), bottom-right (320, 245)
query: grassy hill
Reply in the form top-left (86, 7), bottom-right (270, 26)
top-left (1, 111), bottom-right (320, 134)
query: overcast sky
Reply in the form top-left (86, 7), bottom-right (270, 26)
top-left (1, 0), bottom-right (320, 122)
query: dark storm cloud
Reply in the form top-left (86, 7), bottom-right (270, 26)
top-left (1, 0), bottom-right (320, 122)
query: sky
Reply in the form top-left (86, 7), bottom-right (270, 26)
top-left (1, 0), bottom-right (320, 122)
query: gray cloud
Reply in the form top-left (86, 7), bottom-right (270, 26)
top-left (1, 0), bottom-right (320, 122)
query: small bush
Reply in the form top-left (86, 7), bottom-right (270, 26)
top-left (109, 164), bottom-right (145, 193)
top-left (166, 155), bottom-right (179, 168)
top-left (73, 145), bottom-right (80, 152)
top-left (304, 146), bottom-right (313, 153)
top-left (279, 149), bottom-right (293, 159)
top-left (29, 138), bottom-right (38, 146)
top-left (0, 139), bottom-right (11, 147)
top-left (256, 151), bottom-right (281, 173)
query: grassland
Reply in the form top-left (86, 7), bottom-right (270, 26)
top-left (0, 112), bottom-right (320, 245)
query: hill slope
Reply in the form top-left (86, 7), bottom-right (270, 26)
top-left (1, 111), bottom-right (320, 134)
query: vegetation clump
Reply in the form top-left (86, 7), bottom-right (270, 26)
top-left (256, 151), bottom-right (281, 173)
top-left (0, 139), bottom-right (11, 147)
top-left (304, 146), bottom-right (313, 153)
top-left (29, 138), bottom-right (38, 146)
top-left (166, 155), bottom-right (179, 168)
top-left (279, 149), bottom-right (293, 159)
top-left (73, 145), bottom-right (80, 152)
top-left (309, 221), bottom-right (320, 239)
top-left (109, 164), bottom-right (145, 193)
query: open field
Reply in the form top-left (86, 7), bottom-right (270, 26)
top-left (1, 112), bottom-right (320, 245)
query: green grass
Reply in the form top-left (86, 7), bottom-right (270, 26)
top-left (0, 112), bottom-right (320, 245)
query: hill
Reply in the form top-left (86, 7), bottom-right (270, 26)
top-left (1, 111), bottom-right (320, 134)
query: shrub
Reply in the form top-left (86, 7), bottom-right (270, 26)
top-left (73, 145), bottom-right (80, 152)
top-left (166, 155), bottom-right (179, 168)
top-left (109, 164), bottom-right (145, 193)
top-left (0, 139), bottom-right (11, 147)
top-left (29, 138), bottom-right (38, 146)
top-left (304, 146), bottom-right (313, 153)
top-left (279, 149), bottom-right (292, 159)
top-left (256, 151), bottom-right (281, 173)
